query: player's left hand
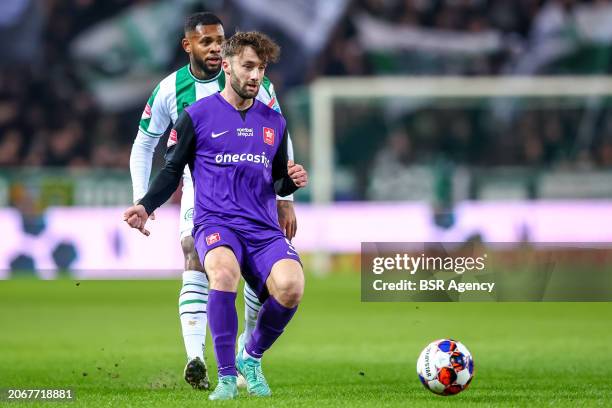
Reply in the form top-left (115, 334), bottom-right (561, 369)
top-left (288, 160), bottom-right (308, 188)
top-left (123, 204), bottom-right (150, 236)
top-left (277, 200), bottom-right (297, 240)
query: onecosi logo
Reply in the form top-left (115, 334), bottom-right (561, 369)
top-left (215, 151), bottom-right (271, 168)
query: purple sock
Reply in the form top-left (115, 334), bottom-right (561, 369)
top-left (245, 296), bottom-right (297, 359)
top-left (208, 289), bottom-right (238, 377)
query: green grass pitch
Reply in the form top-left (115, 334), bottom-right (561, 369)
top-left (1, 272), bottom-right (611, 407)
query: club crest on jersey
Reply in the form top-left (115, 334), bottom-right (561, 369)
top-left (141, 103), bottom-right (152, 119)
top-left (167, 129), bottom-right (178, 147)
top-left (263, 127), bottom-right (275, 145)
top-left (206, 232), bottom-right (221, 246)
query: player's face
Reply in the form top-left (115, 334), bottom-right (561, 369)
top-left (228, 46), bottom-right (266, 100)
top-left (184, 24), bottom-right (225, 76)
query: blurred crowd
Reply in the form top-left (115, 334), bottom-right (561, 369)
top-left (2, 0), bottom-right (612, 170)
top-left (0, 0), bottom-right (137, 168)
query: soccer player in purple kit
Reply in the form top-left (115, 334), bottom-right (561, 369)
top-left (123, 32), bottom-right (308, 400)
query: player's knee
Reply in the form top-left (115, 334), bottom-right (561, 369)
top-left (205, 254), bottom-right (240, 290)
top-left (208, 265), bottom-right (239, 289)
top-left (274, 273), bottom-right (304, 308)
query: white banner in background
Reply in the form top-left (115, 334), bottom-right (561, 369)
top-left (1, 201), bottom-right (612, 278)
top-left (355, 13), bottom-right (503, 55)
top-left (233, 0), bottom-right (349, 54)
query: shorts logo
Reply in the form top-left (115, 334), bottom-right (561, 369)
top-left (167, 129), bottom-right (178, 147)
top-left (263, 127), bottom-right (275, 145)
top-left (286, 238), bottom-right (298, 256)
top-left (142, 103), bottom-right (152, 119)
top-left (184, 208), bottom-right (194, 220)
top-left (206, 232), bottom-right (221, 246)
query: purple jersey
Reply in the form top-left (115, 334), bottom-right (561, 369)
top-left (139, 91), bottom-right (301, 300)
top-left (187, 93), bottom-right (286, 232)
top-left (139, 92), bottom-right (297, 232)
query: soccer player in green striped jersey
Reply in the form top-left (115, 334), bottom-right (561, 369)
top-left (129, 12), bottom-right (297, 391)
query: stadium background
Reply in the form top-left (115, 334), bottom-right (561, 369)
top-left (1, 1), bottom-right (612, 406)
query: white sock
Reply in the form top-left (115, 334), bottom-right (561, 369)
top-left (243, 284), bottom-right (262, 344)
top-left (179, 270), bottom-right (208, 361)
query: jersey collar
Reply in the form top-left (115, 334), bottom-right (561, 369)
top-left (187, 64), bottom-right (223, 84)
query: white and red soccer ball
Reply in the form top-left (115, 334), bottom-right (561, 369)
top-left (416, 339), bottom-right (474, 396)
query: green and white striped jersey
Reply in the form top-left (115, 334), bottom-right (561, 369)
top-left (139, 64), bottom-right (283, 137)
top-left (130, 64), bottom-right (292, 202)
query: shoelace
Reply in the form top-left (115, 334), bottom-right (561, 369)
top-left (245, 361), bottom-right (268, 388)
top-left (219, 377), bottom-right (235, 386)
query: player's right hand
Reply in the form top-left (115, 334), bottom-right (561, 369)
top-left (123, 204), bottom-right (150, 236)
top-left (135, 200), bottom-right (155, 220)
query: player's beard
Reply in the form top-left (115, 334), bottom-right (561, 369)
top-left (230, 73), bottom-right (259, 100)
top-left (193, 55), bottom-right (221, 78)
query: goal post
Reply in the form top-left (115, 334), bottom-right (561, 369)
top-left (309, 76), bottom-right (612, 205)
top-left (307, 76), bottom-right (612, 273)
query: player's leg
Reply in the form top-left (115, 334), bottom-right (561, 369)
top-left (204, 245), bottom-right (242, 400)
top-left (246, 259), bottom-right (303, 358)
top-left (236, 283), bottom-right (262, 388)
top-left (239, 283), bottom-right (262, 352)
top-left (178, 170), bottom-right (210, 390)
top-left (237, 249), bottom-right (303, 397)
top-left (179, 235), bottom-right (210, 390)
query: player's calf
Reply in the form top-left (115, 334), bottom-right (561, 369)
top-left (178, 267), bottom-right (209, 382)
top-left (181, 235), bottom-right (204, 272)
top-left (238, 260), bottom-right (302, 369)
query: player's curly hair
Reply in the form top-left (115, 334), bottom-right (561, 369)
top-left (184, 12), bottom-right (223, 33)
top-left (221, 31), bottom-right (280, 65)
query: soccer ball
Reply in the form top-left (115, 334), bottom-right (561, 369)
top-left (416, 339), bottom-right (474, 396)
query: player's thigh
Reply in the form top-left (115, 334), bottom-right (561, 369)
top-left (204, 246), bottom-right (241, 290)
top-left (266, 259), bottom-right (304, 305)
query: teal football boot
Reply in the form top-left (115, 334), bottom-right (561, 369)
top-left (236, 346), bottom-right (271, 397)
top-left (208, 375), bottom-right (238, 400)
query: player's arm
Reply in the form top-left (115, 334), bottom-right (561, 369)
top-left (277, 132), bottom-right (297, 238)
top-left (124, 113), bottom-right (195, 235)
top-left (130, 84), bottom-right (171, 204)
top-left (265, 81), bottom-right (296, 202)
top-left (272, 127), bottom-right (308, 197)
top-left (265, 80), bottom-right (298, 238)
top-left (130, 131), bottom-right (161, 203)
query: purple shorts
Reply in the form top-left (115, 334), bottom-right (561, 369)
top-left (193, 223), bottom-right (301, 301)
